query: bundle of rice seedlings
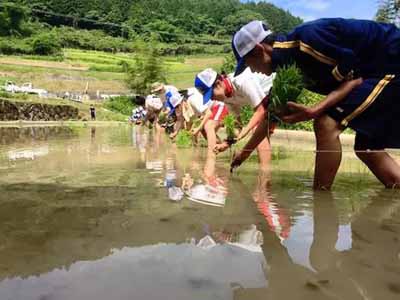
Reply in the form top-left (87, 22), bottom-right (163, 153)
top-left (270, 64), bottom-right (304, 116)
top-left (176, 129), bottom-right (193, 148)
top-left (223, 114), bottom-right (237, 144)
top-left (192, 117), bottom-right (202, 129)
top-left (158, 111), bottom-right (168, 124)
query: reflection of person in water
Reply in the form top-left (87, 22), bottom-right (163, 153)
top-left (309, 189), bottom-right (400, 299)
top-left (186, 147), bottom-right (227, 207)
top-left (252, 169), bottom-right (291, 242)
top-left (91, 127), bottom-right (96, 139)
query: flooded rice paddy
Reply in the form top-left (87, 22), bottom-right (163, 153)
top-left (0, 125), bottom-right (399, 300)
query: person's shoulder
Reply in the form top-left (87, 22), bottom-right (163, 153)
top-left (231, 68), bottom-right (253, 87)
top-left (165, 85), bottom-right (179, 93)
top-left (291, 18), bottom-right (343, 35)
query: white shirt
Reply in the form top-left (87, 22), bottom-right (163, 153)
top-left (145, 94), bottom-right (163, 110)
top-left (187, 87), bottom-right (211, 115)
top-left (224, 68), bottom-right (275, 111)
top-left (160, 85), bottom-right (179, 103)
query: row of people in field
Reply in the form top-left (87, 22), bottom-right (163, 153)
top-left (140, 18), bottom-right (400, 190)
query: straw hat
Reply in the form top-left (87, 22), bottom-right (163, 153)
top-left (151, 82), bottom-right (164, 93)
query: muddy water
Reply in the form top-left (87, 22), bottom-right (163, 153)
top-left (0, 126), bottom-right (399, 300)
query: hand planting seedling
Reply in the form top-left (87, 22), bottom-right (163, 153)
top-left (223, 114), bottom-right (237, 146)
top-left (269, 64), bottom-right (305, 117)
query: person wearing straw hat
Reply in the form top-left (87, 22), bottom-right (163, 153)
top-left (151, 82), bottom-right (179, 104)
top-left (230, 19), bottom-right (400, 189)
top-left (194, 67), bottom-right (275, 165)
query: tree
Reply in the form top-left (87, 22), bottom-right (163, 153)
top-left (220, 54), bottom-right (236, 74)
top-left (222, 9), bottom-right (264, 35)
top-left (124, 40), bottom-right (167, 95)
top-left (375, 0), bottom-right (400, 26)
top-left (0, 2), bottom-right (28, 36)
top-left (14, 0), bottom-right (303, 37)
top-left (32, 32), bottom-right (62, 55)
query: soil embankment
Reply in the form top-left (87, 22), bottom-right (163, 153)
top-left (0, 98), bottom-right (79, 121)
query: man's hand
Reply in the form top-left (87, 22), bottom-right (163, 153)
top-left (230, 150), bottom-right (251, 172)
top-left (281, 102), bottom-right (319, 124)
top-left (214, 141), bottom-right (230, 154)
top-left (281, 78), bottom-right (363, 124)
top-left (169, 131), bottom-right (178, 139)
top-left (191, 127), bottom-right (201, 137)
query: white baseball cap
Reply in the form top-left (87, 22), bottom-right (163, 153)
top-left (232, 20), bottom-right (272, 76)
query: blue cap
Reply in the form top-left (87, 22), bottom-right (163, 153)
top-left (165, 90), bottom-right (183, 116)
top-left (232, 35), bottom-right (247, 76)
top-left (194, 68), bottom-right (218, 104)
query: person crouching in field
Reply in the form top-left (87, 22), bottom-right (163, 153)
top-left (144, 94), bottom-right (163, 128)
top-left (151, 82), bottom-right (185, 138)
top-left (194, 68), bottom-right (275, 168)
top-left (191, 94), bottom-right (229, 155)
top-left (164, 89), bottom-right (185, 139)
top-left (230, 19), bottom-right (400, 189)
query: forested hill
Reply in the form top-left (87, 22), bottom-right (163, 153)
top-left (17, 0), bottom-right (302, 37)
top-left (1, 1), bottom-right (302, 56)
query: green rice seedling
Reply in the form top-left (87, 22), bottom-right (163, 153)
top-left (270, 64), bottom-right (304, 116)
top-left (223, 113), bottom-right (236, 141)
top-left (176, 129), bottom-right (193, 148)
top-left (192, 117), bottom-right (202, 128)
top-left (158, 111), bottom-right (168, 124)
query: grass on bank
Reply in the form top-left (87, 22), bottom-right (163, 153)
top-left (0, 49), bottom-right (224, 93)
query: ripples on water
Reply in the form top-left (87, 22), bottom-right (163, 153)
top-left (0, 125), bottom-right (399, 300)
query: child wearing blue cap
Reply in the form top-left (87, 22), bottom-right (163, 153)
top-left (165, 89), bottom-right (185, 139)
top-left (230, 18), bottom-right (400, 189)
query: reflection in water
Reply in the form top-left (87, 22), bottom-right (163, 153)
top-left (0, 232), bottom-right (267, 300)
top-left (0, 127), bottom-right (77, 145)
top-left (8, 146), bottom-right (49, 161)
top-left (0, 126), bottom-right (399, 300)
top-left (186, 149), bottom-right (228, 207)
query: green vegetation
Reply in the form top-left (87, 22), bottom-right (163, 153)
top-left (32, 32), bottom-right (62, 56)
top-left (270, 64), bottom-right (304, 116)
top-left (239, 105), bottom-right (253, 127)
top-left (0, 48), bottom-right (225, 95)
top-left (104, 96), bottom-right (136, 116)
top-left (158, 111), bottom-right (168, 124)
top-left (246, 145), bottom-right (290, 162)
top-left (220, 54), bottom-right (236, 73)
top-left (279, 89), bottom-right (324, 131)
top-left (19, 0), bottom-right (302, 36)
top-left (0, 0), bottom-right (321, 130)
top-left (1, 0), bottom-right (302, 57)
top-left (123, 41), bottom-right (167, 95)
top-left (268, 64), bottom-right (328, 132)
top-left (176, 129), bottom-right (193, 148)
top-left (375, 0), bottom-right (400, 26)
top-left (223, 114), bottom-right (236, 140)
top-left (0, 2), bottom-right (29, 36)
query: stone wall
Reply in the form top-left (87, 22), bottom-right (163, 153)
top-left (0, 98), bottom-right (79, 121)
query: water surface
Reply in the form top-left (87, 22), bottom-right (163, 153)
top-left (0, 125), bottom-right (399, 300)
